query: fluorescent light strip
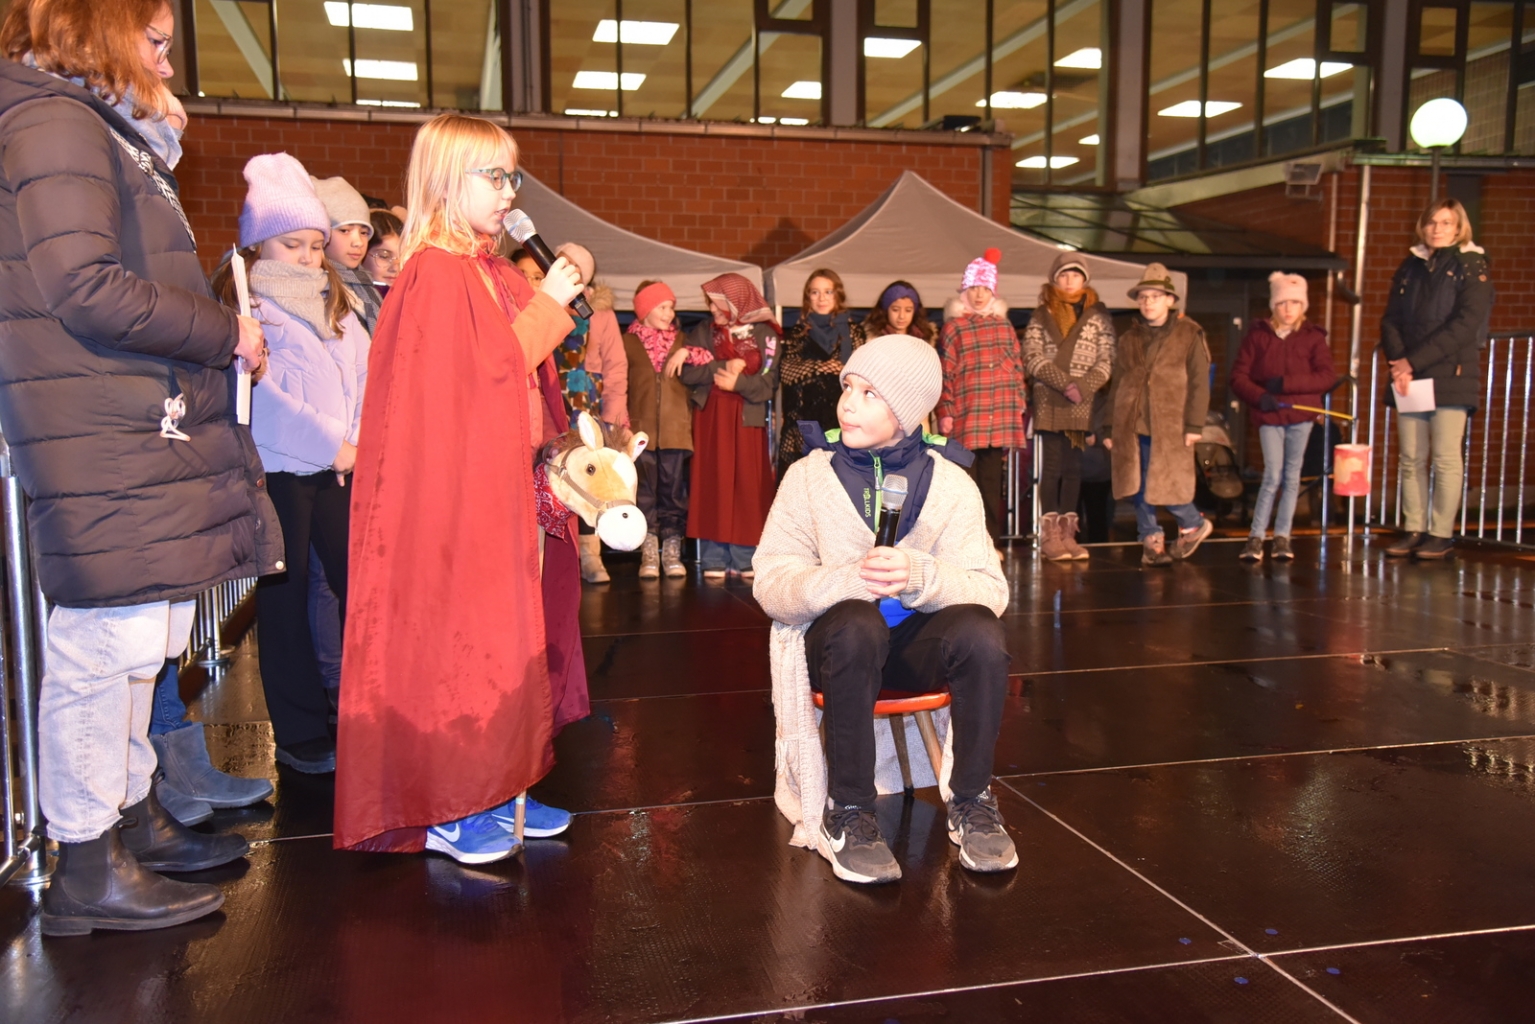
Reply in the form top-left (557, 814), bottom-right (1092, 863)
top-left (324, 2), bottom-right (413, 31)
top-left (1079, 134), bottom-right (1100, 145)
top-left (978, 91), bottom-right (1046, 109)
top-left (564, 108), bottom-right (618, 117)
top-left (781, 80), bottom-right (822, 100)
top-left (572, 71), bottom-right (647, 91)
top-left (1054, 47), bottom-right (1101, 69)
top-left (342, 58), bottom-right (418, 81)
top-left (592, 20), bottom-right (680, 45)
top-left (864, 38), bottom-right (921, 59)
top-left (356, 98), bottom-right (421, 108)
top-left (1264, 58), bottom-right (1353, 80)
top-left (1158, 100), bottom-right (1241, 117)
top-left (1016, 155), bottom-right (1080, 168)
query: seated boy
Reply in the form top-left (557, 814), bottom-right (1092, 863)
top-left (752, 334), bottom-right (1015, 885)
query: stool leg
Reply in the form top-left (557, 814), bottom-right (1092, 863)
top-left (914, 711), bottom-right (944, 785)
top-left (889, 714), bottom-right (914, 797)
top-left (513, 791), bottom-right (527, 848)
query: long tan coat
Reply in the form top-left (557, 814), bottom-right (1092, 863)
top-left (1107, 316), bottom-right (1211, 505)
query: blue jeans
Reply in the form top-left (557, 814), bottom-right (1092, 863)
top-left (149, 658), bottom-right (190, 736)
top-left (699, 540), bottom-right (755, 572)
top-left (1250, 421), bottom-right (1313, 538)
top-left (1131, 435), bottom-right (1204, 540)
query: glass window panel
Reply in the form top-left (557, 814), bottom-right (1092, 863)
top-left (758, 32), bottom-right (823, 124)
top-left (1203, 0), bottom-right (1259, 168)
top-left (430, 0), bottom-right (500, 111)
top-left (1146, 0), bottom-right (1204, 180)
top-left (1330, 1), bottom-right (1367, 53)
top-left (773, 0), bottom-right (817, 23)
top-left (194, 0), bottom-right (276, 99)
top-left (690, 0), bottom-right (756, 120)
top-left (1318, 65), bottom-right (1369, 143)
top-left (873, 0), bottom-right (919, 29)
top-left (338, 0), bottom-right (430, 109)
top-left (1261, 0), bottom-right (1318, 157)
top-left (1462, 2), bottom-right (1516, 152)
top-left (992, 0), bottom-right (1049, 185)
top-left (1419, 6), bottom-right (1460, 57)
top-left (621, 0), bottom-right (689, 118)
top-left (863, 38), bottom-right (925, 127)
top-left (927, 0), bottom-right (987, 122)
top-left (1048, 0), bottom-right (1106, 185)
top-left (551, 0), bottom-right (619, 118)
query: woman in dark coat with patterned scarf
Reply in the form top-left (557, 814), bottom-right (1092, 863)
top-left (776, 268), bottom-right (864, 474)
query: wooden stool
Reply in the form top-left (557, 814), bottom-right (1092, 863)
top-left (812, 689), bottom-right (950, 796)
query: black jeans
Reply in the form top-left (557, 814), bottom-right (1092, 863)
top-left (1038, 431), bottom-right (1082, 515)
top-left (257, 470), bottom-right (351, 748)
top-left (805, 600), bottom-right (1010, 806)
top-left (1078, 479), bottom-right (1116, 542)
top-left (636, 448), bottom-right (691, 539)
top-left (967, 447), bottom-right (1009, 543)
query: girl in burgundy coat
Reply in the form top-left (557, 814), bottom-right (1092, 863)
top-left (1229, 272), bottom-right (1337, 561)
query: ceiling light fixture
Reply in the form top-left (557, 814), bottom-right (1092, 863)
top-left (1054, 47), bottom-right (1102, 69)
top-left (564, 108), bottom-right (619, 117)
top-left (864, 38), bottom-right (921, 59)
top-left (1158, 100), bottom-right (1241, 117)
top-left (977, 91), bottom-right (1046, 109)
top-left (342, 59), bottom-right (418, 81)
top-left (324, 3), bottom-right (413, 31)
top-left (780, 117), bottom-right (811, 125)
top-left (1016, 155), bottom-right (1080, 169)
top-left (356, 98), bottom-right (421, 108)
top-left (1079, 134), bottom-right (1100, 145)
top-left (572, 70), bottom-right (646, 91)
top-left (592, 20), bottom-right (680, 45)
top-left (1264, 58), bottom-right (1353, 80)
top-left (781, 80), bottom-right (822, 100)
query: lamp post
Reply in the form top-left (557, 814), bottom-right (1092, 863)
top-left (1409, 98), bottom-right (1469, 204)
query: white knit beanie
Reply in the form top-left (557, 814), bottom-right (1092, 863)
top-left (311, 175), bottom-right (371, 230)
top-left (239, 154), bottom-right (330, 248)
top-left (841, 334), bottom-right (943, 435)
top-left (1269, 271), bottom-right (1309, 312)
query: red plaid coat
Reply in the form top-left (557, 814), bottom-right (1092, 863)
top-left (935, 305), bottom-right (1028, 450)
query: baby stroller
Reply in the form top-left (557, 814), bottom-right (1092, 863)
top-left (1194, 410), bottom-right (1245, 517)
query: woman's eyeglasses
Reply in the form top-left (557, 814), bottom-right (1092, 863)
top-left (146, 28), bottom-right (173, 63)
top-left (466, 167), bottom-right (523, 192)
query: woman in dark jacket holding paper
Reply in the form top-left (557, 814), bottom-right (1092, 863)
top-left (0, 0), bottom-right (280, 936)
top-left (1379, 198), bottom-right (1494, 560)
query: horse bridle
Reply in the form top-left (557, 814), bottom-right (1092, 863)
top-left (547, 448), bottom-right (633, 515)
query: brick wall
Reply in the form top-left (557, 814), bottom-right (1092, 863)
top-left (1181, 167), bottom-right (1535, 512)
top-left (177, 111), bottom-right (1014, 275)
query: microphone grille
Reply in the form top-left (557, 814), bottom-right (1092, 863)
top-left (882, 474), bottom-right (909, 510)
top-left (504, 209), bottom-right (536, 244)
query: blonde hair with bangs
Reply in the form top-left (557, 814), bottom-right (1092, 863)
top-left (400, 114), bottom-right (519, 263)
top-left (1416, 198), bottom-right (1474, 248)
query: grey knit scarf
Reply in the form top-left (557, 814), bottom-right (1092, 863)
top-left (250, 261), bottom-right (335, 340)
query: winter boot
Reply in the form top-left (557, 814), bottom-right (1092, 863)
top-left (154, 777), bottom-right (212, 827)
top-left (1061, 512), bottom-right (1090, 560)
top-left (118, 780), bottom-right (250, 873)
top-left (578, 533), bottom-right (610, 583)
top-left (638, 533), bottom-right (661, 579)
top-left (661, 536), bottom-right (687, 578)
top-left (152, 724), bottom-right (273, 810)
top-left (1141, 532), bottom-right (1173, 567)
top-left (1038, 513), bottom-right (1071, 561)
top-left (40, 827), bottom-right (225, 936)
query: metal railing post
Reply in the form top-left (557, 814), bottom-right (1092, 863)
top-left (1, 450), bottom-right (47, 886)
top-left (1364, 350), bottom-right (1379, 535)
top-left (1496, 340), bottom-right (1516, 541)
top-left (1476, 337), bottom-right (1497, 539)
top-left (1517, 337), bottom-right (1532, 546)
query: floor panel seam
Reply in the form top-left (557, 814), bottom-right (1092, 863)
top-left (1260, 922), bottom-right (1535, 958)
top-left (1013, 645), bottom-right (1456, 677)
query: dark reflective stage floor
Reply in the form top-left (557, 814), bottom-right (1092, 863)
top-left (8, 536), bottom-right (1535, 1022)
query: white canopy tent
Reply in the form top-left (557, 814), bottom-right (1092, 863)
top-left (763, 171), bottom-right (1187, 313)
top-left (515, 172), bottom-right (763, 312)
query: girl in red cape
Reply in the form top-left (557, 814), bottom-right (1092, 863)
top-left (335, 114), bottom-right (588, 864)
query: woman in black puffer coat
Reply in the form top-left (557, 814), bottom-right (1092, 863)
top-left (0, 0), bottom-right (281, 936)
top-left (1380, 198), bottom-right (1494, 561)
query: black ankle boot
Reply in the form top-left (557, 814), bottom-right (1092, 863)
top-left (118, 779), bottom-right (250, 873)
top-left (40, 827), bottom-right (224, 936)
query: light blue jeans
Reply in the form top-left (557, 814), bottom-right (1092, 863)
top-left (699, 540), bottom-right (755, 572)
top-left (1131, 435), bottom-right (1204, 540)
top-left (1250, 421), bottom-right (1313, 539)
top-left (1397, 407), bottom-right (1470, 538)
top-left (40, 600), bottom-right (195, 842)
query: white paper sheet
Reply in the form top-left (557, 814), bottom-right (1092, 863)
top-left (1395, 377), bottom-right (1436, 413)
top-left (230, 248), bottom-right (253, 426)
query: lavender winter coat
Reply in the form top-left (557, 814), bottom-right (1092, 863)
top-left (251, 301), bottom-right (369, 474)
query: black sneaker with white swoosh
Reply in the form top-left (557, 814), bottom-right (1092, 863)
top-left (820, 802), bottom-right (901, 884)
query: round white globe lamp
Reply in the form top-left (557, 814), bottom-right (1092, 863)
top-left (1409, 98), bottom-right (1468, 204)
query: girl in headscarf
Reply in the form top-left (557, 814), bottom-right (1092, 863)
top-left (777, 268), bottom-right (861, 473)
top-left (676, 273), bottom-right (781, 577)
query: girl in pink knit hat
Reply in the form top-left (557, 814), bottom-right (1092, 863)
top-left (1229, 272), bottom-right (1336, 562)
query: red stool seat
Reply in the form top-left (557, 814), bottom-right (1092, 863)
top-left (811, 689), bottom-right (950, 794)
top-left (811, 690), bottom-right (951, 714)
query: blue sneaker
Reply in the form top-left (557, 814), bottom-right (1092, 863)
top-left (425, 811), bottom-right (522, 864)
top-left (489, 796), bottom-right (572, 838)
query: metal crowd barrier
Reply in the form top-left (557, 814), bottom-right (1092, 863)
top-left (0, 443), bottom-right (257, 887)
top-left (1362, 334), bottom-right (1535, 548)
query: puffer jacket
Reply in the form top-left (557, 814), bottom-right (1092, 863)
top-left (0, 60), bottom-right (282, 607)
top-left (1380, 243), bottom-right (1494, 410)
top-left (1229, 319), bottom-right (1337, 427)
top-left (250, 299), bottom-right (369, 475)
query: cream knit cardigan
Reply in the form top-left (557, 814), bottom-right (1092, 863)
top-left (752, 448), bottom-right (1010, 855)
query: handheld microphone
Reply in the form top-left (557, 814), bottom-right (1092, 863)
top-left (503, 209), bottom-right (595, 319)
top-left (875, 474), bottom-right (909, 548)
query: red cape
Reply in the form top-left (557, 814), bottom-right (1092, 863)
top-left (335, 248), bottom-right (587, 853)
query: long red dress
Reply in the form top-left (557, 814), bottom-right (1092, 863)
top-left (687, 331), bottom-right (776, 547)
top-left (335, 247), bottom-right (586, 853)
